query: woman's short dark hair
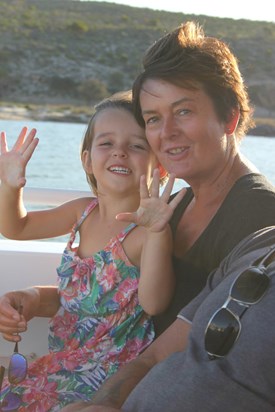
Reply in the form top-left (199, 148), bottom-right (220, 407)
top-left (133, 21), bottom-right (255, 140)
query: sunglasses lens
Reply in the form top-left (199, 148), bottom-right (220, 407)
top-left (205, 308), bottom-right (240, 357)
top-left (8, 353), bottom-right (27, 384)
top-left (1, 392), bottom-right (21, 411)
top-left (231, 267), bottom-right (270, 304)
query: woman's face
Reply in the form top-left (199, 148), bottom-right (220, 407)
top-left (139, 79), bottom-right (234, 184)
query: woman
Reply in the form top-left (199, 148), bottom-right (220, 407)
top-left (131, 20), bottom-right (275, 335)
top-left (57, 22), bottom-right (275, 412)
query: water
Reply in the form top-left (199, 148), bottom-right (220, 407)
top-left (0, 120), bottom-right (89, 191)
top-left (1, 119), bottom-right (275, 193)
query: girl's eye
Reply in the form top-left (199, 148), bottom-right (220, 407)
top-left (131, 144), bottom-right (146, 150)
top-left (99, 142), bottom-right (112, 146)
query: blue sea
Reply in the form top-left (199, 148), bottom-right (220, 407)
top-left (1, 119), bottom-right (275, 192)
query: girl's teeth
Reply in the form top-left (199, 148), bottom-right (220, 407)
top-left (109, 167), bottom-right (131, 174)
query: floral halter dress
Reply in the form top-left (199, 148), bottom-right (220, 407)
top-left (0, 198), bottom-right (154, 411)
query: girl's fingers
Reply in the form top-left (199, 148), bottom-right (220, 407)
top-left (160, 173), bottom-right (176, 203)
top-left (168, 187), bottom-right (187, 209)
top-left (0, 131), bottom-right (8, 154)
top-left (22, 136), bottom-right (39, 163)
top-left (150, 169), bottom-right (160, 198)
top-left (116, 211), bottom-right (136, 223)
top-left (20, 128), bottom-right (38, 154)
top-left (139, 174), bottom-right (149, 199)
top-left (12, 127), bottom-right (38, 157)
top-left (13, 126), bottom-right (28, 151)
top-left (1, 332), bottom-right (22, 343)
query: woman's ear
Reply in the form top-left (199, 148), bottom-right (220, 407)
top-left (82, 150), bottom-right (93, 174)
top-left (225, 110), bottom-right (240, 135)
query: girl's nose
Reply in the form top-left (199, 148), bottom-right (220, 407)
top-left (112, 148), bottom-right (127, 158)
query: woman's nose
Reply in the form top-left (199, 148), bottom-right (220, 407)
top-left (160, 116), bottom-right (177, 139)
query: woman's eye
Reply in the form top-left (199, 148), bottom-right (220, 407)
top-left (178, 108), bottom-right (190, 116)
top-left (144, 116), bottom-right (158, 125)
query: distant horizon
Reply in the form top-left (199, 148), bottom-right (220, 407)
top-left (83, 0), bottom-right (275, 23)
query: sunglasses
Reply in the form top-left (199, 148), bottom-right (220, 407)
top-left (0, 307), bottom-right (28, 411)
top-left (204, 248), bottom-right (275, 360)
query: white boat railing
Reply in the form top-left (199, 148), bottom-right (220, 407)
top-left (0, 187), bottom-right (91, 361)
top-left (23, 186), bottom-right (92, 206)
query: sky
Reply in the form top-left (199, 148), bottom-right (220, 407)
top-left (90, 0), bottom-right (275, 23)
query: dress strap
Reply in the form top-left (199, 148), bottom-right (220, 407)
top-left (116, 222), bottom-right (137, 243)
top-left (66, 198), bottom-right (98, 248)
top-left (66, 199), bottom-right (136, 248)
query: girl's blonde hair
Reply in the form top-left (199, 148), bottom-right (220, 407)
top-left (81, 90), bottom-right (168, 195)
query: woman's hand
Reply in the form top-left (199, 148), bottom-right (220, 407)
top-left (0, 127), bottom-right (39, 189)
top-left (116, 169), bottom-right (186, 233)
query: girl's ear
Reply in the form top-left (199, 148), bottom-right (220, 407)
top-left (82, 150), bottom-right (93, 173)
top-left (225, 110), bottom-right (240, 135)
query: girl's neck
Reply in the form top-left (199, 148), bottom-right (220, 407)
top-left (96, 192), bottom-right (140, 220)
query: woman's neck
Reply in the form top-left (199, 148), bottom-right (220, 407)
top-left (189, 152), bottom-right (257, 204)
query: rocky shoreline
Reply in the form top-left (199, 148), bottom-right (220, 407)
top-left (0, 105), bottom-right (89, 124)
top-left (0, 105), bottom-right (275, 137)
top-left (249, 124), bottom-right (275, 137)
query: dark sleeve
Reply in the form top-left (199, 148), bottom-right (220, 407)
top-left (212, 174), bottom-right (275, 262)
top-left (169, 187), bottom-right (193, 236)
top-left (180, 225), bottom-right (275, 322)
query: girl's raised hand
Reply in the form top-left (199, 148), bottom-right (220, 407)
top-left (0, 127), bottom-right (39, 189)
top-left (116, 169), bottom-right (186, 233)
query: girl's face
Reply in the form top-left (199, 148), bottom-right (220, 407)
top-left (83, 107), bottom-right (157, 196)
top-left (139, 79), bottom-right (236, 185)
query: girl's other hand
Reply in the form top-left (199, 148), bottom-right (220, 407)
top-left (116, 169), bottom-right (186, 232)
top-left (0, 127), bottom-right (39, 189)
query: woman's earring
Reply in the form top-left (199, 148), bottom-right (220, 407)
top-left (226, 111), bottom-right (240, 136)
top-left (158, 165), bottom-right (167, 180)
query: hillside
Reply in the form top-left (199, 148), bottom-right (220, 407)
top-left (1, 0), bottom-right (275, 135)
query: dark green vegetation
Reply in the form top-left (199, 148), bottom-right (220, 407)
top-left (0, 0), bottom-right (275, 133)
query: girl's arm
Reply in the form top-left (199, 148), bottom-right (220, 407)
top-left (0, 127), bottom-right (89, 240)
top-left (0, 198), bottom-right (91, 240)
top-left (139, 225), bottom-right (174, 315)
top-left (117, 170), bottom-right (186, 315)
top-left (0, 286), bottom-right (60, 342)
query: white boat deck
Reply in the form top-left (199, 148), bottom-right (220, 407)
top-left (0, 187), bottom-right (91, 362)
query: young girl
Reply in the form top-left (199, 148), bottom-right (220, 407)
top-left (0, 91), bottom-right (184, 411)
